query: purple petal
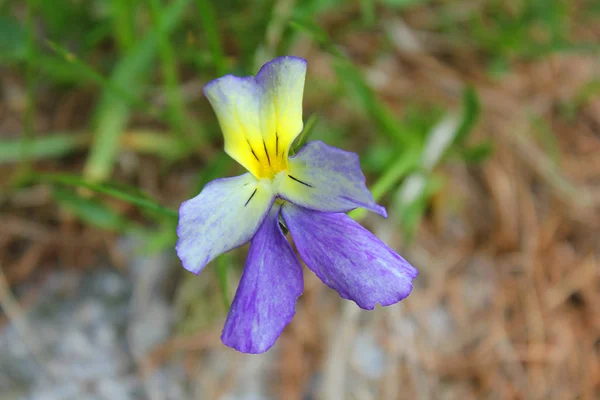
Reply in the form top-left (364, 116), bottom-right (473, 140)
top-left (222, 204), bottom-right (303, 353)
top-left (276, 141), bottom-right (387, 217)
top-left (281, 204), bottom-right (417, 310)
top-left (176, 173), bottom-right (274, 275)
top-left (255, 56), bottom-right (307, 85)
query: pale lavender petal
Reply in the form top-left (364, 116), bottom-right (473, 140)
top-left (176, 173), bottom-right (274, 275)
top-left (222, 204), bottom-right (303, 354)
top-left (282, 204), bottom-right (417, 310)
top-left (275, 141), bottom-right (387, 217)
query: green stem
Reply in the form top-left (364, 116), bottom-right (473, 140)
top-left (349, 151), bottom-right (420, 221)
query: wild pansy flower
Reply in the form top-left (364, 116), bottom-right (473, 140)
top-left (176, 56), bottom-right (417, 354)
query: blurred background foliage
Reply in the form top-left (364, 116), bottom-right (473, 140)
top-left (1, 0), bottom-right (599, 398)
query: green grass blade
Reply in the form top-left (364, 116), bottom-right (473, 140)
top-left (454, 86), bottom-right (480, 144)
top-left (83, 0), bottom-right (190, 183)
top-left (31, 173), bottom-right (177, 218)
top-left (52, 186), bottom-right (133, 232)
top-left (349, 149), bottom-right (420, 221)
top-left (148, 0), bottom-right (189, 139)
top-left (359, 0), bottom-right (376, 25)
top-left (120, 130), bottom-right (190, 160)
top-left (0, 130), bottom-right (188, 165)
top-left (45, 41), bottom-right (152, 110)
top-left (333, 60), bottom-right (413, 147)
top-left (289, 18), bottom-right (344, 57)
top-left (194, 0), bottom-right (227, 75)
top-left (0, 134), bottom-right (86, 164)
top-left (111, 0), bottom-right (136, 52)
top-left (290, 19), bottom-right (414, 147)
top-left (19, 0), bottom-right (36, 174)
top-left (0, 15), bottom-right (27, 63)
top-left (459, 141), bottom-right (494, 164)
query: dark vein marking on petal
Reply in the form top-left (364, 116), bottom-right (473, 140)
top-left (247, 139), bottom-right (260, 161)
top-left (275, 133), bottom-right (279, 156)
top-left (245, 188), bottom-right (258, 206)
top-left (263, 139), bottom-right (271, 166)
top-left (288, 175), bottom-right (313, 188)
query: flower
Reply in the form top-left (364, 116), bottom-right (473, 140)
top-left (176, 56), bottom-right (418, 354)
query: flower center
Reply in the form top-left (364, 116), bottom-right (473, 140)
top-left (257, 154), bottom-right (287, 180)
top-left (251, 137), bottom-right (289, 180)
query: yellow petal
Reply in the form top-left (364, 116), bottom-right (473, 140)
top-left (256, 56), bottom-right (307, 162)
top-left (204, 57), bottom-right (307, 179)
top-left (204, 76), bottom-right (263, 177)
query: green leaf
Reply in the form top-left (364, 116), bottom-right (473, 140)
top-left (291, 114), bottom-right (318, 154)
